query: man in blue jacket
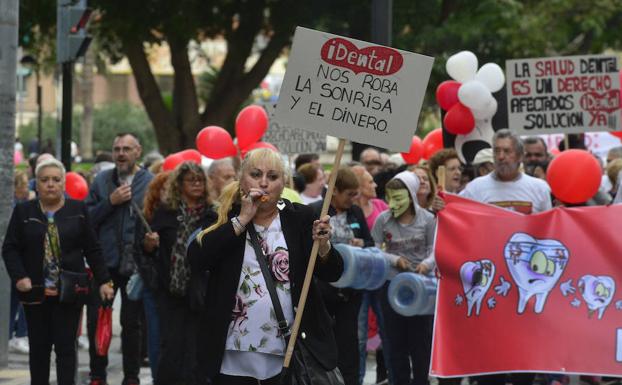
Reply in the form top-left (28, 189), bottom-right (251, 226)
top-left (85, 133), bottom-right (154, 385)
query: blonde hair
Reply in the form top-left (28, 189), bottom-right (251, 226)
top-left (197, 148), bottom-right (284, 244)
top-left (607, 158), bottom-right (622, 188)
top-left (14, 170), bottom-right (29, 189)
top-left (410, 165), bottom-right (437, 208)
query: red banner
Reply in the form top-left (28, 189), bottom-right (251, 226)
top-left (431, 195), bottom-right (622, 377)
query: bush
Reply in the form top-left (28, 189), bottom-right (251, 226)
top-left (18, 102), bottom-right (157, 158)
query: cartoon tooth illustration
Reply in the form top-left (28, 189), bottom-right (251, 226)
top-left (460, 259), bottom-right (495, 316)
top-left (504, 233), bottom-right (569, 314)
top-left (577, 275), bottom-right (616, 319)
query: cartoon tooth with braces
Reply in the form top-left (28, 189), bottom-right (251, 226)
top-left (577, 275), bottom-right (615, 319)
top-left (504, 233), bottom-right (569, 314)
top-left (460, 259), bottom-right (495, 316)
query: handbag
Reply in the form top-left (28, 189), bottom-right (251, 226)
top-left (247, 226), bottom-right (344, 385)
top-left (58, 270), bottom-right (91, 305)
top-left (95, 302), bottom-right (113, 356)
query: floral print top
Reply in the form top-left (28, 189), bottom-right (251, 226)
top-left (224, 216), bottom-right (294, 358)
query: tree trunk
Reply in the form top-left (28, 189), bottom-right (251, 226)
top-left (122, 0), bottom-right (293, 153)
top-left (0, 0), bottom-right (18, 368)
top-left (169, 37), bottom-right (201, 149)
top-left (123, 37), bottom-right (180, 155)
top-left (80, 48), bottom-right (95, 159)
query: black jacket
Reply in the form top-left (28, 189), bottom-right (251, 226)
top-left (2, 199), bottom-right (110, 287)
top-left (187, 200), bottom-right (343, 379)
top-left (308, 201), bottom-right (374, 247)
top-left (135, 204), bottom-right (216, 293)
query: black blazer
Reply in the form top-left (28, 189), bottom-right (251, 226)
top-left (2, 199), bottom-right (110, 287)
top-left (187, 200), bottom-right (343, 379)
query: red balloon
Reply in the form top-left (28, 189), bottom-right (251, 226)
top-left (236, 105), bottom-right (269, 150)
top-left (65, 172), bottom-right (88, 200)
top-left (444, 103), bottom-right (475, 135)
top-left (240, 141), bottom-right (279, 158)
top-left (436, 80), bottom-right (461, 111)
top-left (196, 126), bottom-right (238, 159)
top-left (401, 136), bottom-right (423, 164)
top-left (422, 128), bottom-right (444, 160)
top-left (546, 149), bottom-right (601, 204)
top-left (178, 149), bottom-right (202, 164)
top-left (162, 153), bottom-right (184, 171)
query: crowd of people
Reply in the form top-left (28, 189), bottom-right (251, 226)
top-left (4, 129), bottom-right (622, 385)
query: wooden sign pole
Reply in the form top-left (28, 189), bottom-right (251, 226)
top-left (283, 138), bottom-right (346, 367)
top-left (436, 165), bottom-right (447, 191)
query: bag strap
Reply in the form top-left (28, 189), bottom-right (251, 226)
top-left (246, 224), bottom-right (291, 338)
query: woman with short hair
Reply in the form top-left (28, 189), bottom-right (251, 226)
top-left (2, 158), bottom-right (114, 385)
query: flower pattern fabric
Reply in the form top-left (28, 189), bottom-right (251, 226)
top-left (225, 216), bottom-right (294, 356)
top-left (43, 211), bottom-right (61, 295)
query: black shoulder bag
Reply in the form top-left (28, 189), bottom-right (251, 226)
top-left (44, 219), bottom-right (91, 305)
top-left (247, 225), bottom-right (344, 385)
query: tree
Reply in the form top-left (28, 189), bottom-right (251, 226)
top-left (20, 0), bottom-right (622, 154)
top-left (90, 0), bottom-right (315, 154)
top-left (392, 0), bottom-right (622, 100)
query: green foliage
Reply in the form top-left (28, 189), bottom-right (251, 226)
top-left (18, 102), bottom-right (157, 158)
top-left (393, 0), bottom-right (622, 103)
top-left (20, 0), bottom-right (622, 147)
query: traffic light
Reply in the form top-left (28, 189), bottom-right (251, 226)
top-left (56, 0), bottom-right (92, 63)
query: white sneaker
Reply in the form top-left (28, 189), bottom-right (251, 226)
top-left (9, 337), bottom-right (29, 354)
top-left (78, 335), bottom-right (89, 350)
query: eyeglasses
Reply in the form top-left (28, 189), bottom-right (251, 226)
top-left (113, 146), bottom-right (136, 154)
top-left (183, 177), bottom-right (205, 185)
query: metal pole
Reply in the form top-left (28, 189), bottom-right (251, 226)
top-left (0, 0), bottom-right (19, 369)
top-left (61, 61), bottom-right (73, 171)
top-left (371, 0), bottom-right (392, 46)
top-left (353, 0), bottom-right (393, 161)
top-left (36, 71), bottom-right (43, 154)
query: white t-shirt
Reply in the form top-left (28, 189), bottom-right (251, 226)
top-left (460, 173), bottom-right (552, 214)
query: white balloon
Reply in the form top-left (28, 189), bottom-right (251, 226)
top-left (454, 120), bottom-right (495, 164)
top-left (446, 51), bottom-right (478, 82)
top-left (471, 98), bottom-right (498, 120)
top-left (475, 63), bottom-right (505, 92)
top-left (458, 80), bottom-right (492, 110)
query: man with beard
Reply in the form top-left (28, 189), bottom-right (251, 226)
top-left (85, 133), bottom-right (154, 385)
top-left (461, 129), bottom-right (551, 215)
top-left (523, 136), bottom-right (550, 179)
top-left (459, 129), bottom-right (551, 385)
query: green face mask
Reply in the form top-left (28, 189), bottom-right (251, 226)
top-left (386, 188), bottom-right (411, 218)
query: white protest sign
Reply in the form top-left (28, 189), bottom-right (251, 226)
top-left (262, 103), bottom-right (327, 154)
top-left (506, 55), bottom-right (621, 135)
top-left (274, 27), bottom-right (434, 153)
